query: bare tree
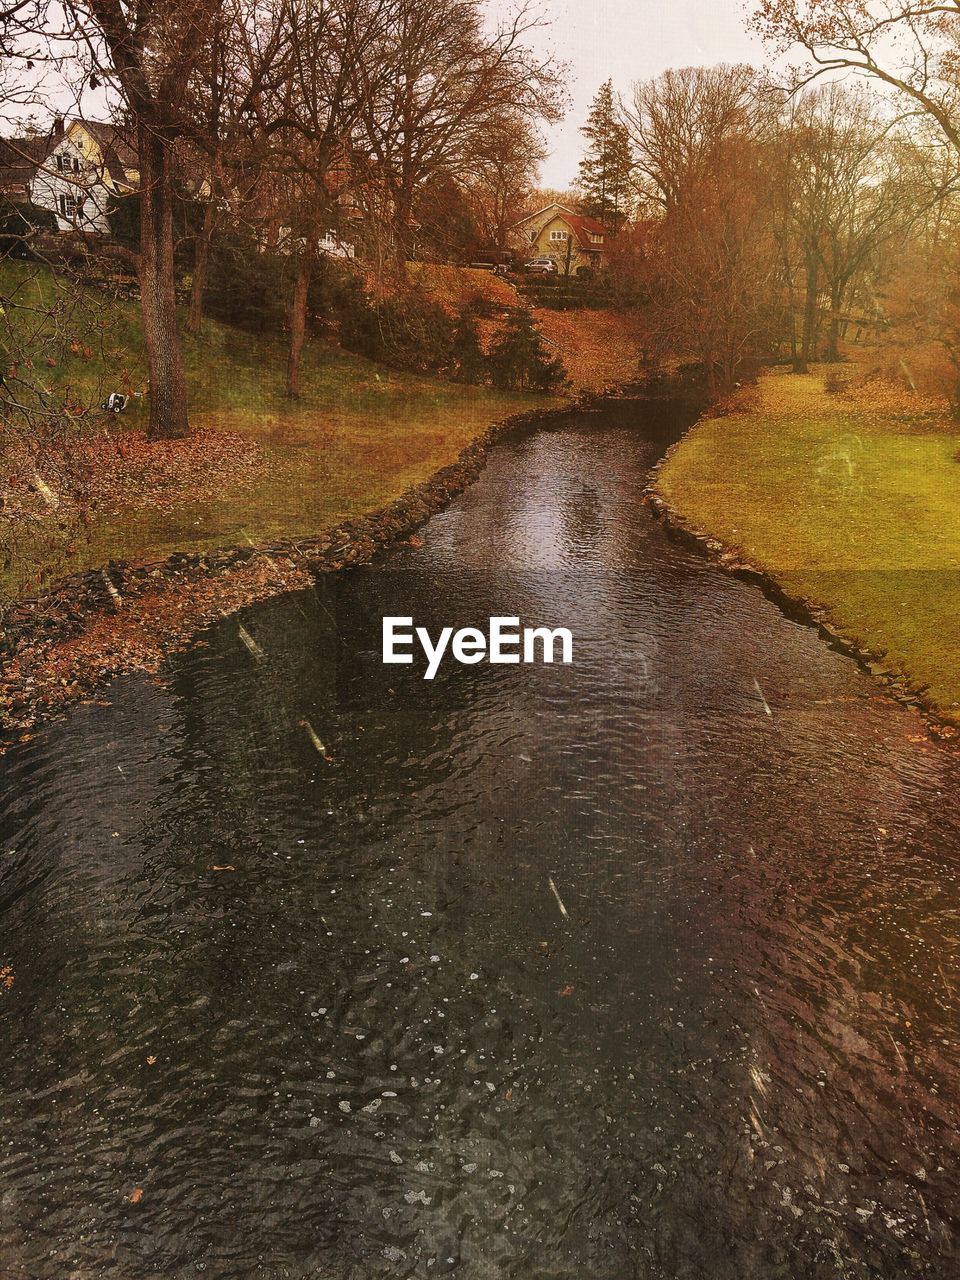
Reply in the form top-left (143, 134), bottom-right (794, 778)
top-left (459, 112), bottom-right (544, 251)
top-left (753, 1), bottom-right (960, 155)
top-left (247, 0), bottom-right (390, 398)
top-left (646, 140), bottom-right (782, 394)
top-left (625, 66), bottom-right (781, 390)
top-left (769, 83), bottom-right (922, 366)
top-left (624, 64), bottom-right (764, 212)
top-left (2, 0), bottom-right (298, 436)
top-left (357, 0), bottom-right (563, 259)
top-left (78, 0), bottom-right (224, 438)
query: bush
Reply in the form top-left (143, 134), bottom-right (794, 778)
top-left (108, 188), bottom-right (207, 270)
top-left (338, 284), bottom-right (458, 373)
top-left (450, 306), bottom-right (487, 383)
top-left (379, 294), bottom-right (456, 372)
top-left (204, 232), bottom-right (292, 334)
top-left (489, 309), bottom-right (567, 392)
top-left (0, 200), bottom-right (57, 258)
top-left (310, 260), bottom-right (381, 351)
top-left (107, 192), bottom-right (140, 252)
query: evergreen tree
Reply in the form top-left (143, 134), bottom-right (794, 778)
top-left (450, 306), bottom-right (487, 383)
top-left (577, 80), bottom-right (635, 233)
top-left (489, 309), bottom-right (567, 392)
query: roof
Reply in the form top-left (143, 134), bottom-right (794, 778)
top-left (561, 212), bottom-right (607, 246)
top-left (0, 136), bottom-right (52, 195)
top-left (74, 119), bottom-right (138, 177)
top-left (0, 119), bottom-right (139, 196)
top-left (511, 202), bottom-right (608, 248)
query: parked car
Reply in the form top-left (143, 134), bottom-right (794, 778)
top-left (524, 256), bottom-right (558, 274)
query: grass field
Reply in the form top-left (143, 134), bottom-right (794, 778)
top-left (1, 261), bottom-right (549, 599)
top-left (656, 368), bottom-right (960, 722)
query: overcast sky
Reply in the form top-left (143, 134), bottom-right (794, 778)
top-left (511, 0), bottom-right (767, 190)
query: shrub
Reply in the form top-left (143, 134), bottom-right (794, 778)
top-left (489, 308), bottom-right (567, 392)
top-left (204, 232), bottom-right (291, 334)
top-left (339, 284), bottom-right (458, 373)
top-left (450, 306), bottom-right (487, 383)
top-left (107, 192), bottom-right (140, 252)
top-left (108, 188), bottom-right (206, 268)
top-left (378, 293), bottom-right (456, 371)
top-left (313, 261), bottom-right (382, 353)
top-left (0, 200), bottom-right (57, 258)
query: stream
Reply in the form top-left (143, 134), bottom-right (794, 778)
top-left (2, 404), bottom-right (960, 1278)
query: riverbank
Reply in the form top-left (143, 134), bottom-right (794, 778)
top-left (0, 261), bottom-right (548, 604)
top-left (650, 368), bottom-right (960, 732)
top-left (0, 401), bottom-right (586, 736)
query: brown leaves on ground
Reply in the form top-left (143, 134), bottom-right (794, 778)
top-left (838, 375), bottom-right (946, 424)
top-left (402, 263), bottom-right (520, 315)
top-left (0, 555), bottom-right (312, 730)
top-left (128, 1188), bottom-right (144, 1204)
top-left (530, 309), bottom-right (650, 393)
top-left (0, 965), bottom-right (13, 992)
top-left (1, 429), bottom-right (262, 525)
top-left (66, 429), bottom-right (262, 512)
top-left (471, 306), bottom-right (650, 394)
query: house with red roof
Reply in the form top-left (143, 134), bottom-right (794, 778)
top-left (510, 203), bottom-right (608, 275)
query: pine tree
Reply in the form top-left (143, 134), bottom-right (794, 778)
top-left (577, 80), bottom-right (635, 233)
top-left (450, 306), bottom-right (487, 383)
top-left (489, 309), bottom-right (567, 392)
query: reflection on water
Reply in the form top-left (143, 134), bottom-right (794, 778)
top-left (2, 410), bottom-right (960, 1279)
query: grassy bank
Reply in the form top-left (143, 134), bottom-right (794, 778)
top-left (656, 368), bottom-right (960, 723)
top-left (1, 261), bottom-right (550, 600)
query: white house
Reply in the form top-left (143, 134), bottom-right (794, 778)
top-left (0, 118), bottom-right (139, 234)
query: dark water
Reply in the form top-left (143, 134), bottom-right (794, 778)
top-left (2, 408), bottom-right (960, 1279)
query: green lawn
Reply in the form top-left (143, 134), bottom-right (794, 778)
top-left (1, 261), bottom-right (550, 599)
top-left (656, 369), bottom-right (960, 721)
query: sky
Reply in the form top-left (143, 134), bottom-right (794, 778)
top-left (6, 0), bottom-right (770, 179)
top-left (508, 0), bottom-right (768, 190)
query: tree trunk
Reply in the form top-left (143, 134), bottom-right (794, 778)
top-left (799, 250), bottom-right (819, 371)
top-left (186, 201), bottom-right (217, 337)
top-left (138, 122), bottom-right (189, 440)
top-left (393, 182), bottom-right (416, 260)
top-left (825, 279), bottom-right (844, 362)
top-left (286, 250), bottom-right (312, 399)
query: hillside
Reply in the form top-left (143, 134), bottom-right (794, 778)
top-left (0, 261), bottom-right (549, 601)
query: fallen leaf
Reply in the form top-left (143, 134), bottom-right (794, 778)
top-left (209, 865), bottom-right (236, 872)
top-left (559, 983), bottom-right (575, 997)
top-left (146, 1056), bottom-right (157, 1065)
top-left (128, 1188), bottom-right (143, 1204)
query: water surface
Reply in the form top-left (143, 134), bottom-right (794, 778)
top-left (2, 408), bottom-right (959, 1278)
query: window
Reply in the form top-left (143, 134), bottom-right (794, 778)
top-left (59, 194), bottom-right (85, 221)
top-left (549, 229), bottom-right (568, 241)
top-left (55, 153), bottom-right (81, 174)
top-left (590, 233), bottom-right (603, 244)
